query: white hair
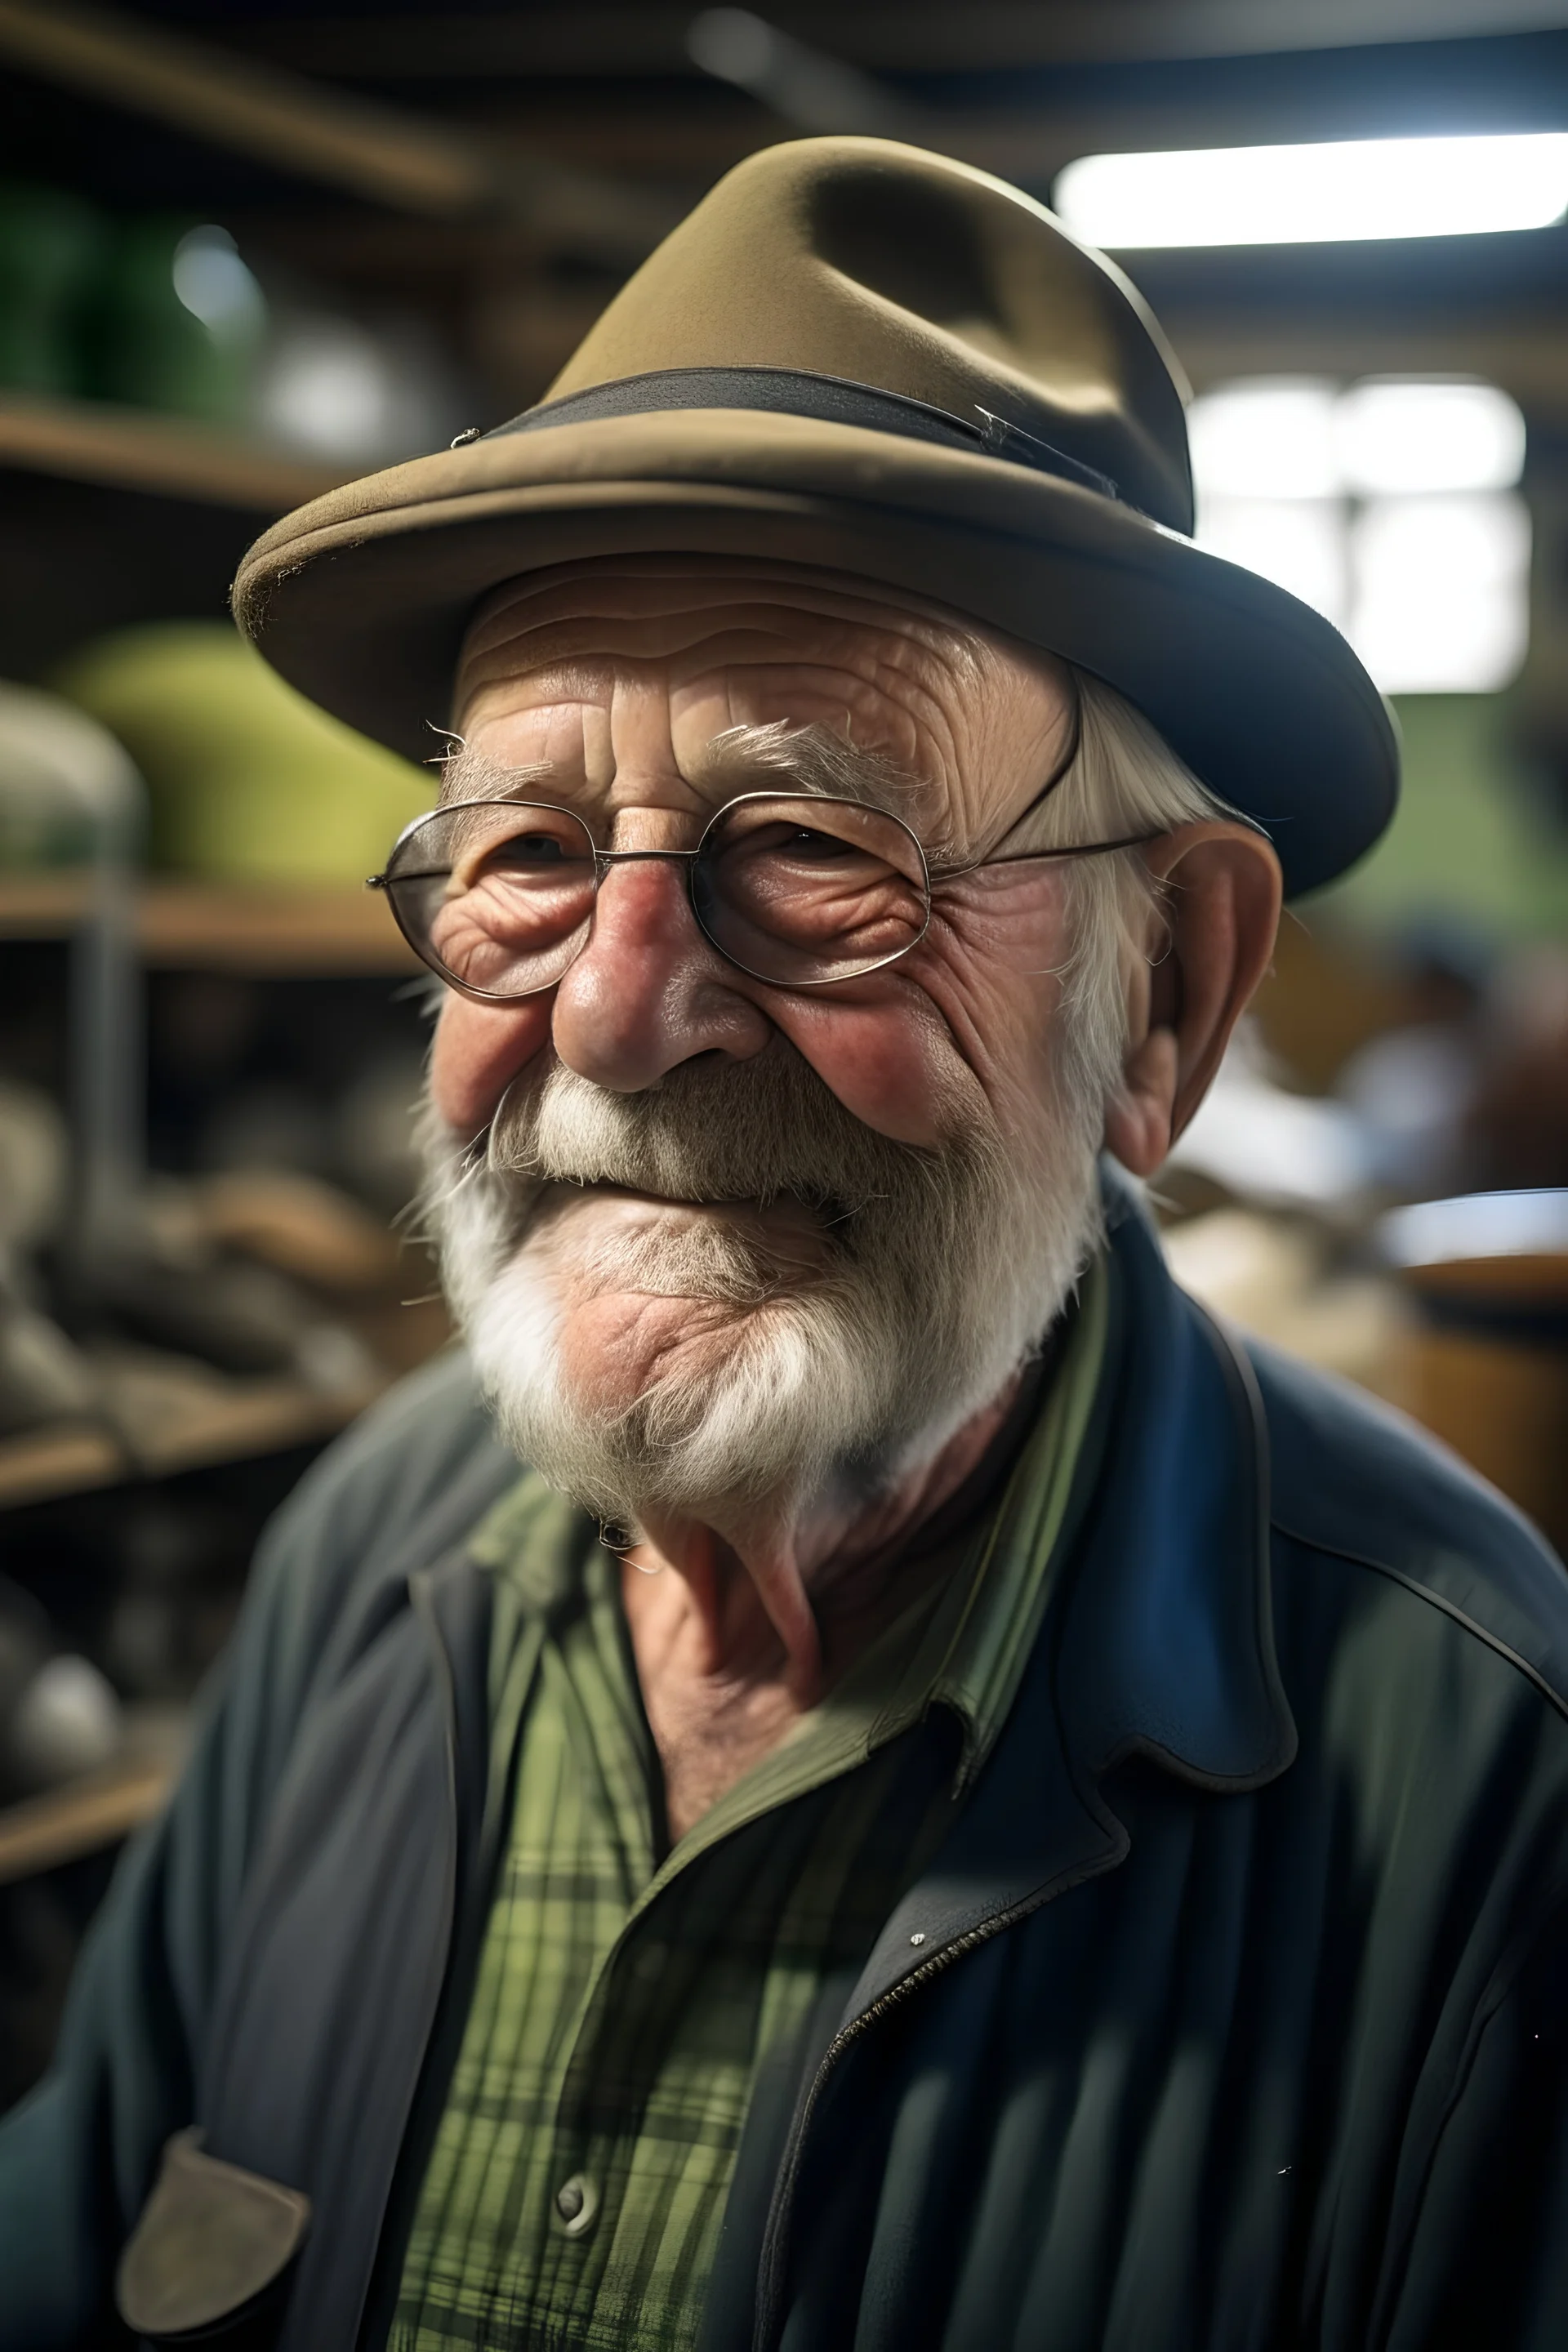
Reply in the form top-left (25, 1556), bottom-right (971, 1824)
top-left (1035, 669), bottom-right (1237, 1136)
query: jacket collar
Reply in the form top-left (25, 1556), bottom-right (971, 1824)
top-left (1054, 1174), bottom-right (1297, 1797)
top-left (843, 1178), bottom-right (1298, 2016)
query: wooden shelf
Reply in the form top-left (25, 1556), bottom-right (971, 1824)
top-left (0, 390), bottom-right (345, 514)
top-left (0, 875), bottom-right (421, 974)
top-left (0, 1707), bottom-right (188, 1885)
top-left (0, 1753), bottom-right (175, 1886)
top-left (125, 1370), bottom-right (385, 1483)
top-left (140, 881), bottom-right (421, 974)
top-left (0, 872), bottom-right (97, 935)
top-left (0, 1423), bottom-right (122, 1511)
top-left (0, 1373), bottom-right (386, 1511)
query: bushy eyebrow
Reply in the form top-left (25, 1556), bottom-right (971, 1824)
top-left (437, 744), bottom-right (556, 809)
top-left (688, 722), bottom-right (942, 829)
top-left (439, 722), bottom-right (943, 831)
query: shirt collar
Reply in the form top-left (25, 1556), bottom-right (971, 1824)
top-left (863, 1252), bottom-right (1111, 1791)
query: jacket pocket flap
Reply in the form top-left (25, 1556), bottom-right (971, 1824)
top-left (116, 2127), bottom-right (311, 2339)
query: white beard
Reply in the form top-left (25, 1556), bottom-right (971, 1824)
top-left (420, 1040), bottom-right (1104, 1544)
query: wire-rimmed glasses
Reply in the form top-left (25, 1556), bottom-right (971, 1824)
top-left (368, 787), bottom-right (1157, 1003)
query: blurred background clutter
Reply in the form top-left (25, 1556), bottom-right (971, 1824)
top-left (1, 0), bottom-right (1566, 2100)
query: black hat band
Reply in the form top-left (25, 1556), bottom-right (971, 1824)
top-left (490, 365), bottom-right (1126, 510)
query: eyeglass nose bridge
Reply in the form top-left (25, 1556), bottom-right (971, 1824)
top-left (589, 844), bottom-right (701, 874)
top-left (578, 841), bottom-right (721, 971)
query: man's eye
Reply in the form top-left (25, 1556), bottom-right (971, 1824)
top-left (492, 833), bottom-right (568, 866)
top-left (783, 827), bottom-right (852, 859)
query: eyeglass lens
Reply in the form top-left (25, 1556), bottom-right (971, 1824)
top-left (381, 795), bottom-right (931, 996)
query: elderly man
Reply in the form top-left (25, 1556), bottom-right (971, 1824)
top-left (5, 140), bottom-right (1568, 2352)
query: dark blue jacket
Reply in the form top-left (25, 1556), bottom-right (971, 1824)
top-left (5, 1196), bottom-right (1568, 2350)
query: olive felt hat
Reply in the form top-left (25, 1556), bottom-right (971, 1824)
top-left (233, 136), bottom-right (1397, 897)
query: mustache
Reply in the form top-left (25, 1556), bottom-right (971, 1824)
top-left (475, 1039), bottom-right (974, 1230)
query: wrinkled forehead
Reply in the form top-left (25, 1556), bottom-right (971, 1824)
top-left (451, 555), bottom-right (1071, 791)
top-left (457, 554), bottom-right (988, 691)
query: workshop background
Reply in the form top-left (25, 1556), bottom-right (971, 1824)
top-left (1, 0), bottom-right (1566, 2107)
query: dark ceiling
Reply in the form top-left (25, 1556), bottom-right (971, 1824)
top-left (4, 4), bottom-right (1566, 198)
top-left (0, 1), bottom-right (1565, 415)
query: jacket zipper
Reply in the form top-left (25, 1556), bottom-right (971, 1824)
top-left (752, 1840), bottom-right (1125, 2352)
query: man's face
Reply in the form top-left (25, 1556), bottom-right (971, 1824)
top-left (422, 556), bottom-right (1115, 1545)
top-left (436, 559), bottom-right (1083, 1143)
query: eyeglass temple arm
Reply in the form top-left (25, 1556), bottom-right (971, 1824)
top-left (933, 681), bottom-right (1266, 880)
top-left (939, 686), bottom-right (1156, 875)
top-left (950, 830), bottom-right (1164, 877)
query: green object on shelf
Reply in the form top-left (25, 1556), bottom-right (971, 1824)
top-left (87, 219), bottom-right (265, 426)
top-left (0, 182), bottom-right (105, 397)
top-left (52, 624), bottom-right (433, 886)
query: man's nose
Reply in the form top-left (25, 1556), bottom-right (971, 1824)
top-left (550, 856), bottom-right (772, 1090)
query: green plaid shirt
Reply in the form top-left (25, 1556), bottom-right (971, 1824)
top-left (390, 1258), bottom-right (1107, 2352)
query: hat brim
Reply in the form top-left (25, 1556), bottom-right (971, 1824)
top-left (232, 409), bottom-right (1397, 898)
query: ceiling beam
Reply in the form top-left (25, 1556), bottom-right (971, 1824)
top-left (0, 0), bottom-right (665, 256)
top-left (231, 1), bottom-right (1568, 80)
top-left (831, 0), bottom-right (1568, 69)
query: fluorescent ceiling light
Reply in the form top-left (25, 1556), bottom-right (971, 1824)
top-left (1054, 134), bottom-right (1568, 247)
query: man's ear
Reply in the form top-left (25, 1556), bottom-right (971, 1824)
top-left (1102, 822), bottom-right (1283, 1179)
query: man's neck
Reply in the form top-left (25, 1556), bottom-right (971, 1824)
top-left (619, 1365), bottom-right (1036, 1838)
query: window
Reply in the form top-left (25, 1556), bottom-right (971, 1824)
top-left (1187, 377), bottom-right (1529, 694)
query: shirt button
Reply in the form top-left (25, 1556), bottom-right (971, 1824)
top-left (555, 2173), bottom-right (599, 2237)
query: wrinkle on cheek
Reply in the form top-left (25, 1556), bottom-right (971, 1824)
top-left (766, 909), bottom-right (1067, 1153)
top-left (769, 1000), bottom-right (971, 1148)
top-left (945, 969), bottom-right (1065, 1140)
top-left (430, 997), bottom-right (554, 1134)
top-left (883, 920), bottom-right (1068, 1146)
top-left (926, 877), bottom-right (1071, 1007)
